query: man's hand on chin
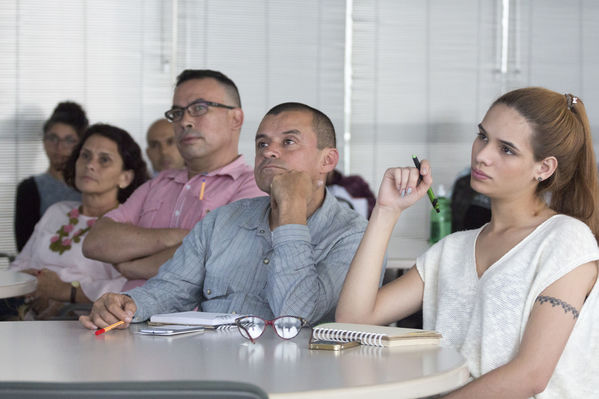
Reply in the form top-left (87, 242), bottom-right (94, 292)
top-left (270, 171), bottom-right (322, 229)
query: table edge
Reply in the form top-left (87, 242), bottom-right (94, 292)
top-left (0, 272), bottom-right (37, 299)
top-left (270, 358), bottom-right (470, 399)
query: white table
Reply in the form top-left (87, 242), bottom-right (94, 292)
top-left (0, 321), bottom-right (469, 398)
top-left (0, 270), bottom-right (36, 299)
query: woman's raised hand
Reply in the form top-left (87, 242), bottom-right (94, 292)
top-left (376, 159), bottom-right (433, 214)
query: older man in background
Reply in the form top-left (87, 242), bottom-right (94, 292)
top-left (145, 118), bottom-right (185, 174)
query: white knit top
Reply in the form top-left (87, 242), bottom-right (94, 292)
top-left (416, 214), bottom-right (599, 398)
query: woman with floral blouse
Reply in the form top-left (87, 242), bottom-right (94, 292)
top-left (6, 124), bottom-right (149, 319)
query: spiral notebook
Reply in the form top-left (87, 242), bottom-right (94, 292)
top-left (312, 322), bottom-right (441, 347)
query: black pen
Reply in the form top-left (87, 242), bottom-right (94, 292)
top-left (412, 155), bottom-right (440, 213)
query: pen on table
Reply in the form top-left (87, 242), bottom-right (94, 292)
top-left (95, 320), bottom-right (124, 336)
top-left (199, 179), bottom-right (206, 200)
top-left (411, 155), bottom-right (440, 213)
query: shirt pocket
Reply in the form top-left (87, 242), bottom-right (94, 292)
top-left (203, 275), bottom-right (229, 300)
top-left (138, 199), bottom-right (164, 227)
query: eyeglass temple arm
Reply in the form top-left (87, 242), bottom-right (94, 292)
top-left (236, 321), bottom-right (257, 344)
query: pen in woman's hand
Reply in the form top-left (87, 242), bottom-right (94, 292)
top-left (411, 155), bottom-right (440, 213)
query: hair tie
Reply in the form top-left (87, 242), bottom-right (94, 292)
top-left (565, 93), bottom-right (578, 110)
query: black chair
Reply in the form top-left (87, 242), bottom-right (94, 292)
top-left (450, 173), bottom-right (491, 232)
top-left (0, 252), bottom-right (16, 270)
top-left (0, 381), bottom-right (269, 398)
top-left (0, 252), bottom-right (16, 263)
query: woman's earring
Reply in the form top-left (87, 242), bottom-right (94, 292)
top-left (537, 177), bottom-right (543, 182)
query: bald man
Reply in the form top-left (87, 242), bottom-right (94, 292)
top-left (146, 118), bottom-right (185, 174)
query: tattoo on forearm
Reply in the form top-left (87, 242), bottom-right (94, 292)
top-left (535, 295), bottom-right (579, 319)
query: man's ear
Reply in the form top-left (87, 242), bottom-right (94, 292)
top-left (118, 170), bottom-right (135, 190)
top-left (230, 108), bottom-right (244, 131)
top-left (535, 156), bottom-right (558, 181)
top-left (320, 148), bottom-right (339, 174)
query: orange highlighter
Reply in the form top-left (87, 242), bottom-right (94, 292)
top-left (95, 320), bottom-right (124, 336)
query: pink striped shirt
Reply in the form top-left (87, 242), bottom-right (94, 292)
top-left (104, 155), bottom-right (265, 230)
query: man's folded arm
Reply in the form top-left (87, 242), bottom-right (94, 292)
top-left (125, 227), bottom-right (207, 322)
top-left (115, 245), bottom-right (181, 280)
top-left (83, 217), bottom-right (189, 263)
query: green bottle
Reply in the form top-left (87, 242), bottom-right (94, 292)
top-left (429, 184), bottom-right (452, 244)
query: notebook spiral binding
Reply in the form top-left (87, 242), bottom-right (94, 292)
top-left (312, 327), bottom-right (385, 347)
top-left (216, 324), bottom-right (238, 331)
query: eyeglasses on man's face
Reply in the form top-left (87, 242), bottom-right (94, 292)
top-left (235, 315), bottom-right (309, 344)
top-left (164, 99), bottom-right (235, 123)
top-left (44, 134), bottom-right (79, 149)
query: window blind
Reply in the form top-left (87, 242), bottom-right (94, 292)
top-left (0, 0), bottom-right (346, 258)
top-left (350, 0), bottom-right (599, 242)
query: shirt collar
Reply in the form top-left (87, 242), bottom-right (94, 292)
top-left (305, 188), bottom-right (337, 229)
top-left (203, 155), bottom-right (251, 180)
top-left (162, 155), bottom-right (252, 184)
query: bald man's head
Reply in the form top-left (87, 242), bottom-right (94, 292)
top-left (146, 119), bottom-right (185, 172)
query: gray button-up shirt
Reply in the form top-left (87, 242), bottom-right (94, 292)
top-left (127, 189), bottom-right (368, 323)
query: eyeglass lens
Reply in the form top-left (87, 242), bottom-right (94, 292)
top-left (274, 317), bottom-right (303, 339)
top-left (238, 317), bottom-right (265, 341)
top-left (237, 316), bottom-right (304, 341)
top-left (188, 102), bottom-right (209, 116)
top-left (165, 101), bottom-right (210, 122)
top-left (44, 135), bottom-right (78, 147)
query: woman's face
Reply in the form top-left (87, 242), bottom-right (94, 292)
top-left (43, 122), bottom-right (79, 171)
top-left (470, 104), bottom-right (541, 200)
top-left (74, 134), bottom-right (131, 197)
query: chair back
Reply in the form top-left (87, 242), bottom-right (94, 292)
top-left (0, 380), bottom-right (269, 398)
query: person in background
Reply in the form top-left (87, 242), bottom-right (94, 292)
top-left (4, 124), bottom-right (149, 320)
top-left (326, 169), bottom-right (376, 219)
top-left (336, 87), bottom-right (599, 398)
top-left (14, 101), bottom-right (88, 251)
top-left (145, 118), bottom-right (185, 175)
top-left (79, 102), bottom-right (367, 329)
top-left (82, 69), bottom-right (264, 283)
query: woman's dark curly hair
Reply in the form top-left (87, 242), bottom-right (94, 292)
top-left (43, 101), bottom-right (89, 138)
top-left (63, 123), bottom-right (150, 203)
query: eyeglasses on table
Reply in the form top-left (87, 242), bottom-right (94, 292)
top-left (234, 315), bottom-right (310, 344)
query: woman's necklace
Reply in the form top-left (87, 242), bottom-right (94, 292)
top-left (49, 206), bottom-right (96, 255)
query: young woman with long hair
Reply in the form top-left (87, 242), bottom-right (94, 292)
top-left (337, 87), bottom-right (599, 398)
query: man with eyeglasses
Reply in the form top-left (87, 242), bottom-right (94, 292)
top-left (82, 70), bottom-right (264, 283)
top-left (80, 102), bottom-right (368, 330)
